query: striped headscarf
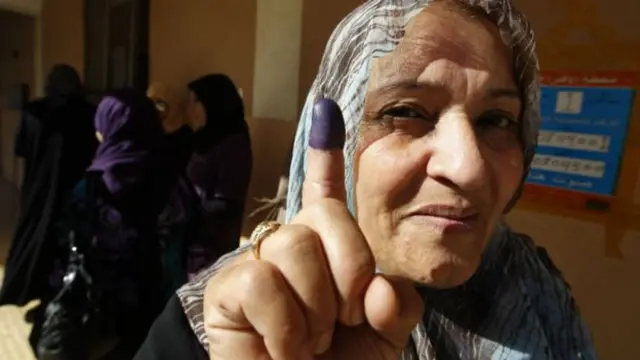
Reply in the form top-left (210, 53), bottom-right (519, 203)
top-left (286, 0), bottom-right (541, 218)
top-left (179, 1), bottom-right (597, 358)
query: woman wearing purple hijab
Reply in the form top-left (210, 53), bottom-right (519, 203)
top-left (51, 89), bottom-right (181, 359)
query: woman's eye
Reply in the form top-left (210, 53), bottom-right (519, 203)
top-left (382, 106), bottom-right (424, 119)
top-left (478, 112), bottom-right (516, 129)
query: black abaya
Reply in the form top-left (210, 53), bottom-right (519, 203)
top-left (0, 96), bottom-right (97, 306)
top-left (134, 295), bottom-right (208, 360)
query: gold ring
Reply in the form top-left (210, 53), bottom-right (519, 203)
top-left (249, 221), bottom-right (281, 260)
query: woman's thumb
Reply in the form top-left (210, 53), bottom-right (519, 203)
top-left (365, 276), bottom-right (424, 350)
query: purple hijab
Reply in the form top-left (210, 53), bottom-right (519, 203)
top-left (88, 89), bottom-right (164, 199)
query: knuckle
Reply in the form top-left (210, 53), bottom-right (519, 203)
top-left (303, 197), bottom-right (350, 221)
top-left (267, 224), bottom-right (321, 257)
top-left (234, 261), bottom-right (282, 300)
top-left (317, 197), bottom-right (350, 215)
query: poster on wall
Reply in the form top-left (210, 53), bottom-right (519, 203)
top-left (525, 71), bottom-right (636, 197)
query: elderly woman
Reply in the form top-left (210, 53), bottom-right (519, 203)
top-left (135, 1), bottom-right (597, 359)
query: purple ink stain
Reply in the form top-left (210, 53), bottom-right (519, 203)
top-left (309, 98), bottom-right (346, 150)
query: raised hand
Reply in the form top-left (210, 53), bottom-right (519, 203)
top-left (203, 98), bottom-right (423, 360)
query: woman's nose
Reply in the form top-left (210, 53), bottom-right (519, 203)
top-left (425, 111), bottom-right (487, 191)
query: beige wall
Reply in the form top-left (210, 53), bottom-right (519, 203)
top-left (511, 1), bottom-right (640, 359)
top-left (298, 0), bottom-right (362, 111)
top-left (41, 0), bottom-right (83, 77)
top-left (149, 0), bottom-right (256, 115)
top-left (0, 10), bottom-right (35, 185)
top-left (35, 1), bottom-right (640, 359)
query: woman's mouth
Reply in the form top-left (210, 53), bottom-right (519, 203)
top-left (405, 204), bottom-right (481, 234)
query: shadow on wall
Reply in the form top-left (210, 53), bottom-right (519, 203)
top-left (0, 10), bottom-right (35, 186)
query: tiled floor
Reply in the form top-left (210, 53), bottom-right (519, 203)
top-left (0, 180), bottom-right (36, 360)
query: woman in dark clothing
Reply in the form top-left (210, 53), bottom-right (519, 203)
top-left (0, 64), bottom-right (97, 350)
top-left (147, 81), bottom-right (195, 175)
top-left (61, 89), bottom-right (181, 359)
top-left (146, 81), bottom-right (207, 297)
top-left (184, 74), bottom-right (253, 274)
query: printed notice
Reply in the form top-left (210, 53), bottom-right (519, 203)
top-left (537, 130), bottom-right (610, 153)
top-left (526, 71), bottom-right (635, 196)
top-left (530, 154), bottom-right (605, 179)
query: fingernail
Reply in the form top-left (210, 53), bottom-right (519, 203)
top-left (309, 98), bottom-right (346, 150)
top-left (313, 330), bottom-right (333, 355)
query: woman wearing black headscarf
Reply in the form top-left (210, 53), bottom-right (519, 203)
top-left (0, 64), bottom-right (97, 349)
top-left (184, 74), bottom-right (253, 274)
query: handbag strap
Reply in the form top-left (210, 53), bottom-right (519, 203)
top-left (63, 174), bottom-right (101, 286)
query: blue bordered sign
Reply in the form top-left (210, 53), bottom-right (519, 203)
top-left (526, 72), bottom-right (636, 196)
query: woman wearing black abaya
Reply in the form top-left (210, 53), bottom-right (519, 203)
top-left (184, 74), bottom-right (253, 273)
top-left (0, 64), bottom-right (97, 349)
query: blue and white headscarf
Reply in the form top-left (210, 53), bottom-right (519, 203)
top-left (179, 1), bottom-right (597, 358)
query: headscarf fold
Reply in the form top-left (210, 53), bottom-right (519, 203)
top-left (187, 74), bottom-right (249, 153)
top-left (88, 89), bottom-right (164, 199)
top-left (178, 1), bottom-right (596, 358)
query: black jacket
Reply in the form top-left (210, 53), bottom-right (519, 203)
top-left (134, 295), bottom-right (208, 359)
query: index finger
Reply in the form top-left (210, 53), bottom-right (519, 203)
top-left (302, 98), bottom-right (347, 207)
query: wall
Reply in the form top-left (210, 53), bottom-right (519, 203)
top-left (298, 0), bottom-right (362, 111)
top-left (509, 1), bottom-right (640, 359)
top-left (40, 0), bottom-right (84, 78)
top-left (149, 0), bottom-right (256, 112)
top-left (252, 0), bottom-right (303, 122)
top-left (0, 10), bottom-right (35, 185)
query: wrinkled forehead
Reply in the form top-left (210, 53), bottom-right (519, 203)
top-left (368, 6), bottom-right (515, 93)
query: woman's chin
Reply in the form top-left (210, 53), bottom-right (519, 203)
top-left (376, 240), bottom-right (483, 289)
top-left (413, 259), bottom-right (479, 288)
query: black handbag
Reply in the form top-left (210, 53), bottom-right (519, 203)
top-left (36, 176), bottom-right (116, 360)
top-left (36, 231), bottom-right (98, 360)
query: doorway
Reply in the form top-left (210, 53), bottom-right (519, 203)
top-left (84, 0), bottom-right (150, 104)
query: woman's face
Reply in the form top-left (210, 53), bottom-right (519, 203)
top-left (186, 90), bottom-right (207, 131)
top-left (147, 83), bottom-right (187, 133)
top-left (354, 4), bottom-right (524, 288)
